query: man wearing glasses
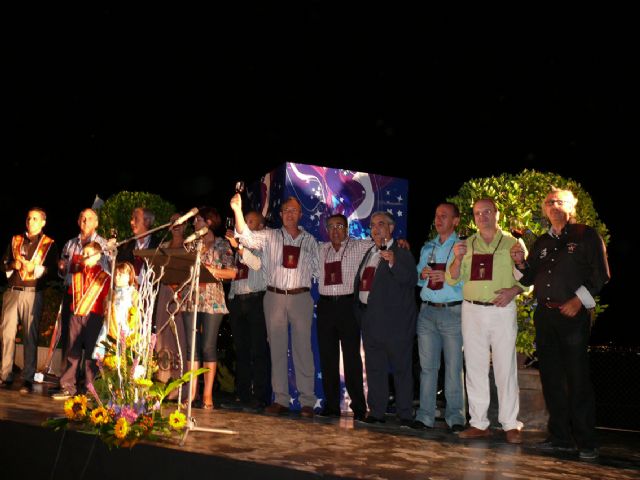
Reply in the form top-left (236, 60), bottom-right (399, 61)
top-left (316, 214), bottom-right (371, 421)
top-left (447, 198), bottom-right (527, 444)
top-left (511, 188), bottom-right (610, 460)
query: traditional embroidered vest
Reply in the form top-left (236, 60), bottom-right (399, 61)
top-left (12, 234), bottom-right (54, 281)
top-left (72, 268), bottom-right (110, 316)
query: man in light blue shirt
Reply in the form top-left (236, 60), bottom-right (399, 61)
top-left (413, 202), bottom-right (466, 432)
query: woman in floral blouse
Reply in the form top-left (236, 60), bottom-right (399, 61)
top-left (181, 207), bottom-right (236, 408)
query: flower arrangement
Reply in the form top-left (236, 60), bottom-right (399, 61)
top-left (44, 267), bottom-right (204, 448)
top-left (45, 328), bottom-right (203, 448)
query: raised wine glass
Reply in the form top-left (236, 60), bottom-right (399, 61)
top-left (457, 226), bottom-right (472, 241)
top-left (379, 237), bottom-right (388, 251)
top-left (225, 216), bottom-right (235, 230)
top-left (509, 218), bottom-right (525, 239)
top-left (427, 249), bottom-right (437, 268)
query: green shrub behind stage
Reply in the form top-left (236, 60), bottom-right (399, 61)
top-left (97, 191), bottom-right (176, 242)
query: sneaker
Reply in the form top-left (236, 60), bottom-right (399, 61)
top-left (579, 448), bottom-right (599, 460)
top-left (52, 389), bottom-right (72, 401)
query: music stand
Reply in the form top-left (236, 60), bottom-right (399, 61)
top-left (136, 246), bottom-right (238, 441)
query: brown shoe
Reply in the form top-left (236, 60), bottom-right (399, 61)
top-left (459, 427), bottom-right (493, 439)
top-left (265, 402), bottom-right (289, 415)
top-left (300, 406), bottom-right (314, 418)
top-left (505, 429), bottom-right (522, 444)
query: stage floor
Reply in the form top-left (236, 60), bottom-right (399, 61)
top-left (1, 384), bottom-right (639, 479)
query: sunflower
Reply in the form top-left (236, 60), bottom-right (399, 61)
top-left (103, 354), bottom-right (118, 370)
top-left (114, 417), bottom-right (130, 439)
top-left (90, 406), bottom-right (110, 426)
top-left (63, 395), bottom-right (88, 420)
top-left (169, 410), bottom-right (186, 430)
top-left (134, 378), bottom-right (153, 387)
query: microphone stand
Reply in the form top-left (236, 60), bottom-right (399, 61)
top-left (180, 237), bottom-right (237, 445)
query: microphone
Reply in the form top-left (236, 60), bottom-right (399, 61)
top-left (172, 208), bottom-right (199, 226)
top-left (183, 226), bottom-right (209, 244)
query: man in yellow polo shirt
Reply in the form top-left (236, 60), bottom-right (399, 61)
top-left (446, 198), bottom-right (527, 444)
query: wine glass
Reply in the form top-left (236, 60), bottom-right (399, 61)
top-left (225, 216), bottom-right (235, 230)
top-left (509, 218), bottom-right (525, 239)
top-left (457, 226), bottom-right (472, 240)
top-left (427, 249), bottom-right (437, 268)
top-left (235, 181), bottom-right (245, 194)
top-left (379, 238), bottom-right (388, 251)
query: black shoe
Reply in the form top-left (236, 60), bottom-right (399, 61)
top-left (450, 424), bottom-right (465, 434)
top-left (411, 420), bottom-right (432, 430)
top-left (536, 439), bottom-right (575, 452)
top-left (579, 448), bottom-right (599, 460)
top-left (219, 398), bottom-right (244, 410)
top-left (399, 418), bottom-right (413, 428)
top-left (363, 415), bottom-right (386, 424)
top-left (0, 379), bottom-right (13, 389)
top-left (242, 400), bottom-right (266, 413)
top-left (353, 413), bottom-right (366, 422)
top-left (317, 408), bottom-right (341, 418)
top-left (19, 382), bottom-right (33, 394)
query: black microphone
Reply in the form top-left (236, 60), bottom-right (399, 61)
top-left (172, 208), bottom-right (199, 226)
top-left (183, 226), bottom-right (209, 244)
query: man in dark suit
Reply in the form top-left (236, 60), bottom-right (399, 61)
top-left (354, 211), bottom-right (417, 426)
top-left (117, 207), bottom-right (160, 275)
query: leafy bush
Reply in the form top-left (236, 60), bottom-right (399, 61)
top-left (446, 169), bottom-right (609, 357)
top-left (97, 191), bottom-right (176, 241)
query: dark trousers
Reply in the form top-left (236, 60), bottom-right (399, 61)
top-left (535, 306), bottom-right (597, 449)
top-left (361, 317), bottom-right (414, 421)
top-left (317, 296), bottom-right (366, 416)
top-left (228, 292), bottom-right (270, 404)
top-left (60, 312), bottom-right (103, 394)
top-left (59, 292), bottom-right (72, 370)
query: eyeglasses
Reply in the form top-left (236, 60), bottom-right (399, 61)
top-left (282, 208), bottom-right (300, 214)
top-left (327, 224), bottom-right (346, 230)
top-left (545, 199), bottom-right (570, 206)
top-left (473, 208), bottom-right (494, 217)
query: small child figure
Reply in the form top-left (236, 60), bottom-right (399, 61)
top-left (93, 262), bottom-right (139, 359)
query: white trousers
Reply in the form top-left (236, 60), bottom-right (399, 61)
top-left (461, 300), bottom-right (523, 431)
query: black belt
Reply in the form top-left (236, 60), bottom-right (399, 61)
top-left (266, 286), bottom-right (310, 295)
top-left (319, 294), bottom-right (353, 302)
top-left (423, 300), bottom-right (462, 308)
top-left (464, 299), bottom-right (494, 307)
top-left (7, 286), bottom-right (38, 292)
top-left (234, 291), bottom-right (265, 300)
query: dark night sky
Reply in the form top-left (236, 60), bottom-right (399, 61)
top-left (4, 6), bottom-right (636, 344)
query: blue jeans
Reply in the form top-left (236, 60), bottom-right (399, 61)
top-left (416, 303), bottom-right (466, 427)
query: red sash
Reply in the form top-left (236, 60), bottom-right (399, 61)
top-left (324, 261), bottom-right (343, 286)
top-left (12, 234), bottom-right (54, 281)
top-left (72, 268), bottom-right (110, 316)
top-left (470, 254), bottom-right (494, 281)
top-left (235, 259), bottom-right (249, 280)
top-left (427, 263), bottom-right (446, 290)
top-left (359, 266), bottom-right (376, 292)
top-left (282, 245), bottom-right (300, 269)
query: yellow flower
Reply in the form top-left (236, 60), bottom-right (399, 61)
top-left (169, 410), bottom-right (186, 430)
top-left (134, 378), bottom-right (153, 387)
top-left (126, 333), bottom-right (139, 348)
top-left (63, 395), bottom-right (88, 420)
top-left (90, 406), bottom-right (110, 426)
top-left (104, 355), bottom-right (118, 370)
top-left (114, 417), bottom-right (130, 439)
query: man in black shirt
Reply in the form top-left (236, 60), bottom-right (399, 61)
top-left (511, 188), bottom-right (610, 460)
